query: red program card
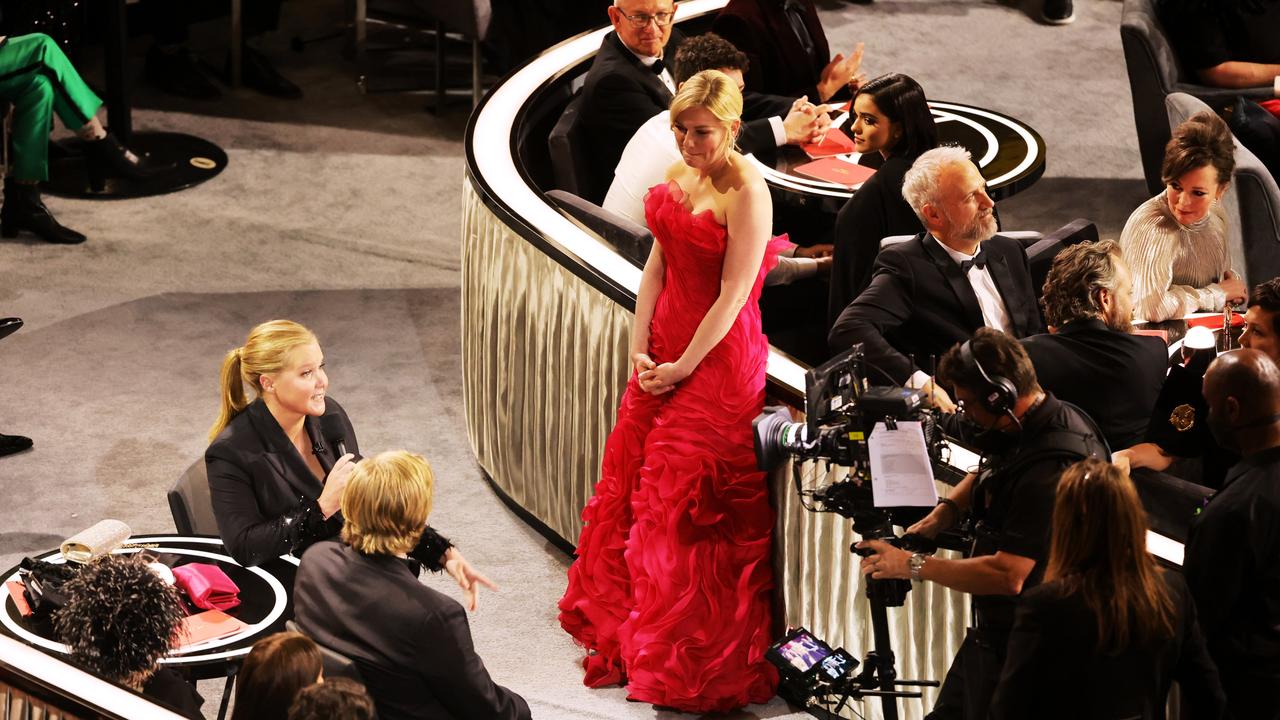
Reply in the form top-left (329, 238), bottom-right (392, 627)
top-left (6, 581), bottom-right (32, 617)
top-left (177, 609), bottom-right (248, 647)
top-left (801, 127), bottom-right (856, 159)
top-left (793, 157), bottom-right (877, 189)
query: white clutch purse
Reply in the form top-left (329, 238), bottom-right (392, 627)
top-left (60, 519), bottom-right (132, 564)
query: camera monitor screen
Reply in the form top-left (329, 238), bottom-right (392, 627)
top-left (768, 628), bottom-right (833, 675)
top-left (818, 648), bottom-right (856, 682)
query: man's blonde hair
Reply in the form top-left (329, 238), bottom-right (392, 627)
top-left (340, 450), bottom-right (434, 556)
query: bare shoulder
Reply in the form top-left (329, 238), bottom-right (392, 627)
top-left (721, 154), bottom-right (767, 201)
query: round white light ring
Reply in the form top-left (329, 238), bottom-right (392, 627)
top-left (1, 543), bottom-right (295, 665)
top-left (930, 109), bottom-right (1000, 168)
top-left (929, 101), bottom-right (1041, 187)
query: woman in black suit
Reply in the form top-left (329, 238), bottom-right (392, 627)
top-left (989, 458), bottom-right (1226, 720)
top-left (205, 320), bottom-right (491, 608)
top-left (828, 73), bottom-right (937, 330)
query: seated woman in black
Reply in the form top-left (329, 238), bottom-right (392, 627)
top-left (206, 320), bottom-right (489, 605)
top-left (828, 73), bottom-right (938, 330)
top-left (990, 458), bottom-right (1226, 720)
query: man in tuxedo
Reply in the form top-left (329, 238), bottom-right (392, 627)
top-left (1021, 240), bottom-right (1168, 450)
top-left (1184, 349), bottom-right (1280, 720)
top-left (712, 0), bottom-right (863, 103)
top-left (577, 0), bottom-right (684, 202)
top-left (828, 146), bottom-right (1042, 408)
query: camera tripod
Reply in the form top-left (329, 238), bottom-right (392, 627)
top-left (805, 513), bottom-right (938, 720)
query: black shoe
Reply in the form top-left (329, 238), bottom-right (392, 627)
top-left (145, 45), bottom-right (222, 100)
top-left (1, 179), bottom-right (86, 244)
top-left (1042, 0), bottom-right (1075, 24)
top-left (0, 434), bottom-right (33, 458)
top-left (82, 133), bottom-right (173, 192)
top-left (230, 46), bottom-right (302, 99)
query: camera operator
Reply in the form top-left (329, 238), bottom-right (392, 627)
top-left (1184, 348), bottom-right (1280, 720)
top-left (857, 327), bottom-right (1108, 720)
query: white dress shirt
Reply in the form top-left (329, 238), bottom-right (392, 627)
top-left (628, 47), bottom-right (676, 94)
top-left (601, 111), bottom-right (813, 286)
top-left (907, 235), bottom-right (1013, 390)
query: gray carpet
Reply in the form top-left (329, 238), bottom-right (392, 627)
top-left (0, 1), bottom-right (1145, 718)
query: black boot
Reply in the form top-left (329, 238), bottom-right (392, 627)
top-left (82, 133), bottom-right (171, 192)
top-left (1, 179), bottom-right (86, 244)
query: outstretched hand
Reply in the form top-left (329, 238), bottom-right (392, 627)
top-left (444, 547), bottom-right (498, 612)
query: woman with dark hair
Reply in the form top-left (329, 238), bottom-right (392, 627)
top-left (230, 632), bottom-right (323, 720)
top-left (989, 458), bottom-right (1226, 719)
top-left (1120, 111), bottom-right (1245, 322)
top-left (828, 73), bottom-right (939, 327)
top-left (54, 555), bottom-right (203, 719)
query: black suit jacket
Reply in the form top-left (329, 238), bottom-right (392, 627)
top-left (713, 0), bottom-right (830, 101)
top-left (295, 542), bottom-right (531, 720)
top-left (828, 233), bottom-right (1042, 384)
top-left (990, 572), bottom-right (1226, 720)
top-left (579, 29), bottom-right (685, 202)
top-left (829, 153), bottom-right (923, 327)
top-left (1021, 319), bottom-right (1169, 451)
top-left (738, 89), bottom-right (794, 157)
top-left (206, 397), bottom-right (354, 567)
top-left (206, 398), bottom-right (450, 568)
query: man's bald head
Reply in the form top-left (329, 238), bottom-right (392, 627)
top-left (1206, 349), bottom-right (1280, 422)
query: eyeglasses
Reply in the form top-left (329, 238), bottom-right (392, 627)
top-left (617, 10), bottom-right (675, 28)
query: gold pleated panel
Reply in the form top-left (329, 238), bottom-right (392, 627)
top-left (0, 683), bottom-right (82, 720)
top-left (462, 181), bottom-right (968, 719)
top-left (461, 181), bottom-right (634, 543)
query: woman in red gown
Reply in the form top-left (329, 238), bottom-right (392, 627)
top-left (558, 69), bottom-right (785, 713)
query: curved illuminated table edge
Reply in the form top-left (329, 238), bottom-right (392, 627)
top-left (1, 535), bottom-right (298, 666)
top-left (466, 0), bottom-right (806, 404)
top-left (749, 101), bottom-right (1047, 201)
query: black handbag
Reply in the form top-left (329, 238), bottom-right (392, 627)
top-left (16, 557), bottom-right (80, 616)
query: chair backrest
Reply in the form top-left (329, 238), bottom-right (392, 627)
top-left (546, 189), bottom-right (654, 266)
top-left (167, 458), bottom-right (219, 536)
top-left (1025, 218), bottom-right (1099, 299)
top-left (1120, 0), bottom-right (1185, 195)
top-left (284, 621), bottom-right (365, 684)
top-left (548, 92), bottom-right (594, 199)
top-left (1166, 92), bottom-right (1280, 287)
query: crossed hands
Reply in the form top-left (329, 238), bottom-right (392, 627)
top-left (783, 96), bottom-right (834, 145)
top-left (632, 352), bottom-right (690, 395)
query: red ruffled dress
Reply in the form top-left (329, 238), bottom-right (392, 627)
top-left (558, 182), bottom-right (787, 712)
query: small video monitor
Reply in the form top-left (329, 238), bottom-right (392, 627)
top-left (818, 648), bottom-right (857, 683)
top-left (767, 627), bottom-right (834, 678)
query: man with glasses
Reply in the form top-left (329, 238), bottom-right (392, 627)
top-left (577, 0), bottom-right (684, 202)
top-left (859, 327), bottom-right (1109, 720)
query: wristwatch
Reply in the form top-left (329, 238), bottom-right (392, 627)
top-left (908, 552), bottom-right (928, 582)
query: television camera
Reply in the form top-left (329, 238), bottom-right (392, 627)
top-left (754, 346), bottom-right (947, 720)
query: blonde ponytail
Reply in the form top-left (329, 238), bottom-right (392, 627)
top-left (208, 347), bottom-right (248, 441)
top-left (207, 320), bottom-right (318, 442)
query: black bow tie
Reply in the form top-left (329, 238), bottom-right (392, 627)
top-left (959, 249), bottom-right (988, 273)
top-left (650, 59), bottom-right (666, 76)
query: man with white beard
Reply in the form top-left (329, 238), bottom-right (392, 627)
top-left (828, 146), bottom-right (1043, 410)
